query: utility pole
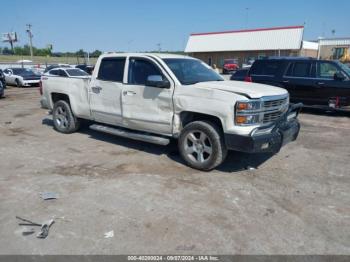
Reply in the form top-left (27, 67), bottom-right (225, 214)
top-left (157, 43), bottom-right (162, 52)
top-left (26, 24), bottom-right (34, 60)
top-left (245, 8), bottom-right (250, 29)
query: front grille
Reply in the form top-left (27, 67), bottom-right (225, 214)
top-left (262, 96), bottom-right (288, 124)
top-left (263, 98), bottom-right (287, 108)
top-left (263, 111), bottom-right (284, 123)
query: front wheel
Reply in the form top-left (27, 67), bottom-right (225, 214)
top-left (15, 79), bottom-right (21, 87)
top-left (178, 121), bottom-right (227, 171)
top-left (52, 100), bottom-right (80, 134)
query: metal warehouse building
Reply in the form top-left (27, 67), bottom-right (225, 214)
top-left (185, 25), bottom-right (319, 68)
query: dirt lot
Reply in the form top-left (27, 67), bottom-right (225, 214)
top-left (0, 87), bottom-right (349, 255)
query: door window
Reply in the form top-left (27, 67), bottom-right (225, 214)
top-left (285, 62), bottom-right (311, 78)
top-left (59, 70), bottom-right (68, 77)
top-left (50, 69), bottom-right (60, 76)
top-left (317, 62), bottom-right (339, 79)
top-left (250, 61), bottom-right (280, 76)
top-left (128, 58), bottom-right (163, 85)
top-left (98, 58), bottom-right (125, 82)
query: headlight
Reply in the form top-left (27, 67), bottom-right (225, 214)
top-left (235, 114), bottom-right (261, 125)
top-left (236, 101), bottom-right (261, 111)
top-left (235, 100), bottom-right (262, 125)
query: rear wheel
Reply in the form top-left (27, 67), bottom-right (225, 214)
top-left (52, 100), bottom-right (80, 133)
top-left (178, 121), bottom-right (227, 171)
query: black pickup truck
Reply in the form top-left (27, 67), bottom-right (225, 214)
top-left (243, 57), bottom-right (350, 111)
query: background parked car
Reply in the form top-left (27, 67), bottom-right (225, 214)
top-left (75, 64), bottom-right (94, 75)
top-left (44, 64), bottom-right (71, 73)
top-left (222, 59), bottom-right (239, 74)
top-left (245, 57), bottom-right (350, 111)
top-left (3, 68), bottom-right (41, 87)
top-left (45, 67), bottom-right (90, 78)
top-left (230, 68), bottom-right (250, 81)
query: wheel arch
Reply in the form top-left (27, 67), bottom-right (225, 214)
top-left (178, 111), bottom-right (224, 134)
top-left (50, 92), bottom-right (78, 115)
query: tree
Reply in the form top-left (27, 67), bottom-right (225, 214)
top-left (2, 47), bottom-right (13, 55)
top-left (76, 49), bottom-right (85, 57)
top-left (90, 50), bottom-right (102, 57)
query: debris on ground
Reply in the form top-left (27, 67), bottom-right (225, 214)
top-left (16, 216), bottom-right (41, 226)
top-left (16, 216), bottom-right (54, 239)
top-left (22, 227), bottom-right (35, 236)
top-left (4, 121), bottom-right (12, 125)
top-left (104, 230), bottom-right (114, 238)
top-left (40, 192), bottom-right (59, 200)
top-left (37, 219), bottom-right (55, 239)
top-left (245, 166), bottom-right (256, 170)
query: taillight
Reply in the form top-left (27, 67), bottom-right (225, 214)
top-left (244, 76), bottom-right (252, 82)
top-left (39, 80), bottom-right (43, 95)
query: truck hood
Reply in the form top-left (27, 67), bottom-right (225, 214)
top-left (193, 80), bottom-right (288, 99)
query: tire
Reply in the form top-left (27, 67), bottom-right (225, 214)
top-left (15, 79), bottom-right (21, 88)
top-left (52, 100), bottom-right (80, 134)
top-left (178, 121), bottom-right (227, 171)
top-left (0, 82), bottom-right (3, 98)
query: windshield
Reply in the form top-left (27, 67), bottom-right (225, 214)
top-left (12, 68), bottom-right (35, 76)
top-left (224, 59), bottom-right (237, 64)
top-left (163, 58), bottom-right (223, 85)
top-left (336, 61), bottom-right (350, 76)
top-left (66, 69), bottom-right (89, 76)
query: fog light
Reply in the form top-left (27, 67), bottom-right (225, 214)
top-left (261, 143), bottom-right (269, 149)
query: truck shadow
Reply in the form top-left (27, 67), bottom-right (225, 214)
top-left (42, 118), bottom-right (274, 173)
top-left (301, 108), bottom-right (350, 117)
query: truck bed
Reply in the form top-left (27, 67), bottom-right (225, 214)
top-left (41, 76), bottom-right (92, 118)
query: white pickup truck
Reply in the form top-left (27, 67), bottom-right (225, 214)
top-left (40, 53), bottom-right (302, 170)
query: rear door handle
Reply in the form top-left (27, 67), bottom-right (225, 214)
top-left (123, 91), bottom-right (136, 96)
top-left (91, 86), bottom-right (102, 93)
top-left (316, 82), bottom-right (325, 88)
top-left (282, 80), bottom-right (289, 83)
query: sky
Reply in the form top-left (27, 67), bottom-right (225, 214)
top-left (1, 0), bottom-right (349, 52)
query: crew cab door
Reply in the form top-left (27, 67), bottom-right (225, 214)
top-left (282, 61), bottom-right (316, 105)
top-left (314, 61), bottom-right (350, 106)
top-left (89, 57), bottom-right (126, 125)
top-left (122, 57), bottom-right (174, 135)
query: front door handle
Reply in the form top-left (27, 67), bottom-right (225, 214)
top-left (282, 80), bottom-right (289, 83)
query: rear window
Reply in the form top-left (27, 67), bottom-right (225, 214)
top-left (233, 69), bottom-right (248, 77)
top-left (250, 61), bottom-right (280, 76)
top-left (98, 58), bottom-right (125, 82)
top-left (285, 62), bottom-right (312, 77)
top-left (66, 69), bottom-right (89, 76)
top-left (224, 59), bottom-right (237, 64)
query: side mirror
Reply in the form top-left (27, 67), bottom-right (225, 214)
top-left (334, 72), bottom-right (345, 81)
top-left (146, 75), bottom-right (170, 88)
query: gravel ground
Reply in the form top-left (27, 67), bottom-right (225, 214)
top-left (0, 86), bottom-right (349, 255)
